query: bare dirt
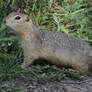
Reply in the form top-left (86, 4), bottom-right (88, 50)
top-left (0, 73), bottom-right (92, 92)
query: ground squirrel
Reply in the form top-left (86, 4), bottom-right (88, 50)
top-left (4, 12), bottom-right (92, 74)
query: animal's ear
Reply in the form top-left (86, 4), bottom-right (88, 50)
top-left (25, 15), bottom-right (30, 22)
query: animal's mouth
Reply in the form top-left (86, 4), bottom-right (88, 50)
top-left (5, 24), bottom-right (11, 29)
top-left (2, 19), bottom-right (8, 28)
top-left (3, 21), bottom-right (14, 32)
top-left (4, 24), bottom-right (12, 31)
top-left (1, 22), bottom-right (17, 40)
top-left (2, 18), bottom-right (10, 28)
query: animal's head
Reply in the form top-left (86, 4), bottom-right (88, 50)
top-left (3, 12), bottom-right (32, 34)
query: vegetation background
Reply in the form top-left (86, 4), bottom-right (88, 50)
top-left (0, 0), bottom-right (92, 91)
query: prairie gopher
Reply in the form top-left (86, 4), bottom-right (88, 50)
top-left (4, 12), bottom-right (92, 74)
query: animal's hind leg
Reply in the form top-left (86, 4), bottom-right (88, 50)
top-left (72, 62), bottom-right (89, 74)
top-left (70, 53), bottom-right (90, 74)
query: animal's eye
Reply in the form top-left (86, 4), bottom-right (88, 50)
top-left (14, 16), bottom-right (21, 20)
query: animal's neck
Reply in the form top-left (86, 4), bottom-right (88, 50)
top-left (17, 20), bottom-right (39, 40)
top-left (18, 20), bottom-right (41, 48)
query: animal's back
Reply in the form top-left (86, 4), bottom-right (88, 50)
top-left (39, 29), bottom-right (92, 57)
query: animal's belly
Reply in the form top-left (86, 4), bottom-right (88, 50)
top-left (40, 48), bottom-right (72, 66)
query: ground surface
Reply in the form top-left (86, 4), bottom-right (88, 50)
top-left (0, 72), bottom-right (92, 92)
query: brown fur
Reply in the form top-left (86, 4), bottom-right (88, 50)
top-left (4, 12), bottom-right (92, 74)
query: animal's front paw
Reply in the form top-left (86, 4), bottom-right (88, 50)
top-left (21, 60), bottom-right (33, 68)
top-left (21, 62), bottom-right (28, 69)
top-left (21, 63), bottom-right (26, 69)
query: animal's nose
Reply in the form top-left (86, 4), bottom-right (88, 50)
top-left (3, 19), bottom-right (6, 23)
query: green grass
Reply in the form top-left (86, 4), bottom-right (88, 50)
top-left (0, 0), bottom-right (92, 82)
top-left (0, 87), bottom-right (28, 92)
